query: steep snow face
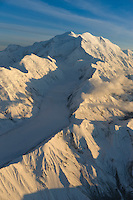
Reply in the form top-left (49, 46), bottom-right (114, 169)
top-left (0, 31), bottom-right (97, 134)
top-left (81, 32), bottom-right (133, 81)
top-left (123, 49), bottom-right (133, 59)
top-left (0, 53), bottom-right (63, 134)
top-left (0, 32), bottom-right (133, 200)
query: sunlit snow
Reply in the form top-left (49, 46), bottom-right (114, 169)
top-left (0, 31), bottom-right (132, 200)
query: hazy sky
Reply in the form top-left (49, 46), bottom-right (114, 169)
top-left (0, 0), bottom-right (133, 50)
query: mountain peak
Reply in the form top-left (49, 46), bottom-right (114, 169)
top-left (5, 44), bottom-right (21, 52)
top-left (0, 31), bottom-right (133, 200)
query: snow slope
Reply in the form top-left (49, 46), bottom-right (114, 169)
top-left (0, 31), bottom-right (133, 199)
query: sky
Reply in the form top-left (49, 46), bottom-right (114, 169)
top-left (0, 0), bottom-right (133, 50)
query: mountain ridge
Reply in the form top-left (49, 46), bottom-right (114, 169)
top-left (0, 31), bottom-right (132, 200)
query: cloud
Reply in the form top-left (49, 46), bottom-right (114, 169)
top-left (0, 22), bottom-right (62, 36)
top-left (3, 0), bottom-right (132, 32)
top-left (3, 0), bottom-right (132, 33)
top-left (66, 0), bottom-right (107, 16)
top-left (2, 0), bottom-right (120, 24)
top-left (4, 0), bottom-right (74, 19)
top-left (2, 0), bottom-right (133, 49)
top-left (65, 0), bottom-right (133, 27)
top-left (0, 12), bottom-right (68, 31)
top-left (82, 75), bottom-right (133, 115)
top-left (0, 21), bottom-right (62, 50)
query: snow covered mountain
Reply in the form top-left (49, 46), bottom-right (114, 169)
top-left (0, 31), bottom-right (133, 200)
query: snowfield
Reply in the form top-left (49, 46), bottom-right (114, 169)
top-left (0, 31), bottom-right (133, 199)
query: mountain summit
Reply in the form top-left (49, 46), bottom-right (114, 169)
top-left (0, 32), bottom-right (133, 200)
